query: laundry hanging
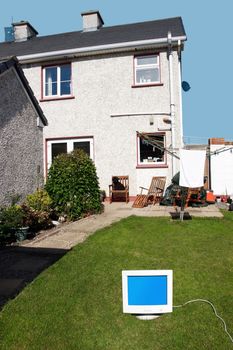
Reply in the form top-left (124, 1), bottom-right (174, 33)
top-left (179, 149), bottom-right (206, 188)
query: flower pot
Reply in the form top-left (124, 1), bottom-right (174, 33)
top-left (15, 227), bottom-right (29, 242)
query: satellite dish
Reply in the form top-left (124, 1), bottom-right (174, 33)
top-left (182, 81), bottom-right (191, 92)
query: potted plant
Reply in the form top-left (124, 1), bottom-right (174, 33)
top-left (0, 205), bottom-right (28, 242)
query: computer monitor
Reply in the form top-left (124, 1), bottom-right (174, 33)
top-left (122, 270), bottom-right (173, 320)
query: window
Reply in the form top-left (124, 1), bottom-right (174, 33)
top-left (134, 55), bottom-right (160, 85)
top-left (138, 133), bottom-right (165, 165)
top-left (43, 64), bottom-right (72, 98)
top-left (47, 137), bottom-right (93, 170)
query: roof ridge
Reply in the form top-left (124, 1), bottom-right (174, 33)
top-left (1, 16), bottom-right (184, 44)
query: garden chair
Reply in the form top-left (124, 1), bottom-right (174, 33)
top-left (132, 176), bottom-right (166, 208)
top-left (109, 176), bottom-right (129, 203)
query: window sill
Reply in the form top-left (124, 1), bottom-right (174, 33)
top-left (136, 164), bottom-right (168, 169)
top-left (40, 96), bottom-right (75, 102)
top-left (132, 83), bottom-right (163, 88)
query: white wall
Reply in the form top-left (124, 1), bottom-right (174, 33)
top-left (22, 49), bottom-right (183, 197)
top-left (210, 144), bottom-right (233, 196)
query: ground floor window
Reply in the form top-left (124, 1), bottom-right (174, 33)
top-left (47, 137), bottom-right (94, 170)
top-left (137, 133), bottom-right (165, 165)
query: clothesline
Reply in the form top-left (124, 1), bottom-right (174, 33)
top-left (138, 132), bottom-right (233, 159)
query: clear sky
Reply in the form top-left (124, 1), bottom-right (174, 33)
top-left (0, 0), bottom-right (232, 144)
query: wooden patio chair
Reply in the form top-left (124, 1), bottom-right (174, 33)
top-left (132, 177), bottom-right (166, 208)
top-left (173, 186), bottom-right (205, 208)
top-left (109, 176), bottom-right (129, 203)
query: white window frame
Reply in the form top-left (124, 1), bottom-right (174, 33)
top-left (137, 133), bottom-right (165, 165)
top-left (43, 64), bottom-right (72, 98)
top-left (134, 54), bottom-right (160, 86)
top-left (47, 137), bottom-right (94, 170)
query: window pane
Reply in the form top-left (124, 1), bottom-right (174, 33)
top-left (137, 55), bottom-right (158, 66)
top-left (136, 68), bottom-right (159, 84)
top-left (45, 82), bottom-right (57, 96)
top-left (61, 65), bottom-right (71, 81)
top-left (74, 142), bottom-right (90, 156)
top-left (52, 143), bottom-right (67, 161)
top-left (45, 67), bottom-right (57, 83)
top-left (139, 135), bottom-right (164, 163)
top-left (45, 67), bottom-right (57, 96)
top-left (60, 82), bottom-right (71, 95)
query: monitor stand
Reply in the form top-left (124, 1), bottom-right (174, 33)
top-left (135, 314), bottom-right (161, 320)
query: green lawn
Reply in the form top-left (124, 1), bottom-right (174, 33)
top-left (0, 212), bottom-right (233, 349)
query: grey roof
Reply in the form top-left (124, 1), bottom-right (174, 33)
top-left (0, 17), bottom-right (186, 58)
top-left (0, 57), bottom-right (48, 125)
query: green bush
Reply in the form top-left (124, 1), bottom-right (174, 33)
top-left (0, 205), bottom-right (26, 245)
top-left (45, 149), bottom-right (102, 220)
top-left (21, 204), bottom-right (54, 232)
top-left (26, 189), bottom-right (53, 211)
top-left (0, 224), bottom-right (14, 245)
top-left (0, 205), bottom-right (25, 228)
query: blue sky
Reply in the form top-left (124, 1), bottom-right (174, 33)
top-left (0, 0), bottom-right (232, 143)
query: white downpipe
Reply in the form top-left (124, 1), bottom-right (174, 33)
top-left (168, 32), bottom-right (176, 177)
top-left (178, 40), bottom-right (184, 148)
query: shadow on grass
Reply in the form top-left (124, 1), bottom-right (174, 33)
top-left (0, 245), bottom-right (68, 309)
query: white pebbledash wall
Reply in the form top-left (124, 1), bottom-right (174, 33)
top-left (23, 49), bottom-right (183, 198)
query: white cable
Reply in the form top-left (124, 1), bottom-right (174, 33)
top-left (173, 299), bottom-right (233, 344)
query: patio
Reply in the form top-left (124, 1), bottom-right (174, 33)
top-left (21, 202), bottom-right (223, 251)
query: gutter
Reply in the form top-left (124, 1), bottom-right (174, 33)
top-left (17, 35), bottom-right (186, 64)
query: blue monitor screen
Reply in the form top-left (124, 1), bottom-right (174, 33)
top-left (128, 275), bottom-right (167, 305)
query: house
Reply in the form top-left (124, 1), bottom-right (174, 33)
top-left (0, 57), bottom-right (47, 206)
top-left (208, 138), bottom-right (233, 197)
top-left (0, 11), bottom-right (187, 201)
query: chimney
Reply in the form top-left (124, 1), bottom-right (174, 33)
top-left (81, 10), bottom-right (104, 32)
top-left (12, 21), bottom-right (38, 42)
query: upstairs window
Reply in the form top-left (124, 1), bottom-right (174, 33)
top-left (134, 55), bottom-right (160, 86)
top-left (43, 64), bottom-right (72, 98)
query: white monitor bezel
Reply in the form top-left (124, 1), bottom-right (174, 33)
top-left (122, 270), bottom-right (173, 314)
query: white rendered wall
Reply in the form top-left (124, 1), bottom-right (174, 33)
top-left (210, 145), bottom-right (233, 196)
top-left (22, 50), bottom-right (183, 197)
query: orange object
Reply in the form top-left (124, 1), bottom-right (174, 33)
top-left (206, 191), bottom-right (216, 203)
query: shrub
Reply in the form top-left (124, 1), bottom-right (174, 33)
top-left (0, 205), bottom-right (26, 245)
top-left (21, 204), bottom-right (54, 232)
top-left (26, 189), bottom-right (53, 212)
top-left (0, 224), bottom-right (14, 245)
top-left (0, 205), bottom-right (25, 228)
top-left (45, 149), bottom-right (102, 220)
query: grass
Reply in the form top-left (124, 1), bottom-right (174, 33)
top-left (0, 212), bottom-right (233, 349)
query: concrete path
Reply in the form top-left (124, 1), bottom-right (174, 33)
top-left (21, 203), bottom-right (223, 250)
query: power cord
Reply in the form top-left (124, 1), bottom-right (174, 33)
top-left (173, 299), bottom-right (233, 344)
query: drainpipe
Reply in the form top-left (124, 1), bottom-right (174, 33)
top-left (177, 39), bottom-right (184, 148)
top-left (167, 31), bottom-right (176, 176)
